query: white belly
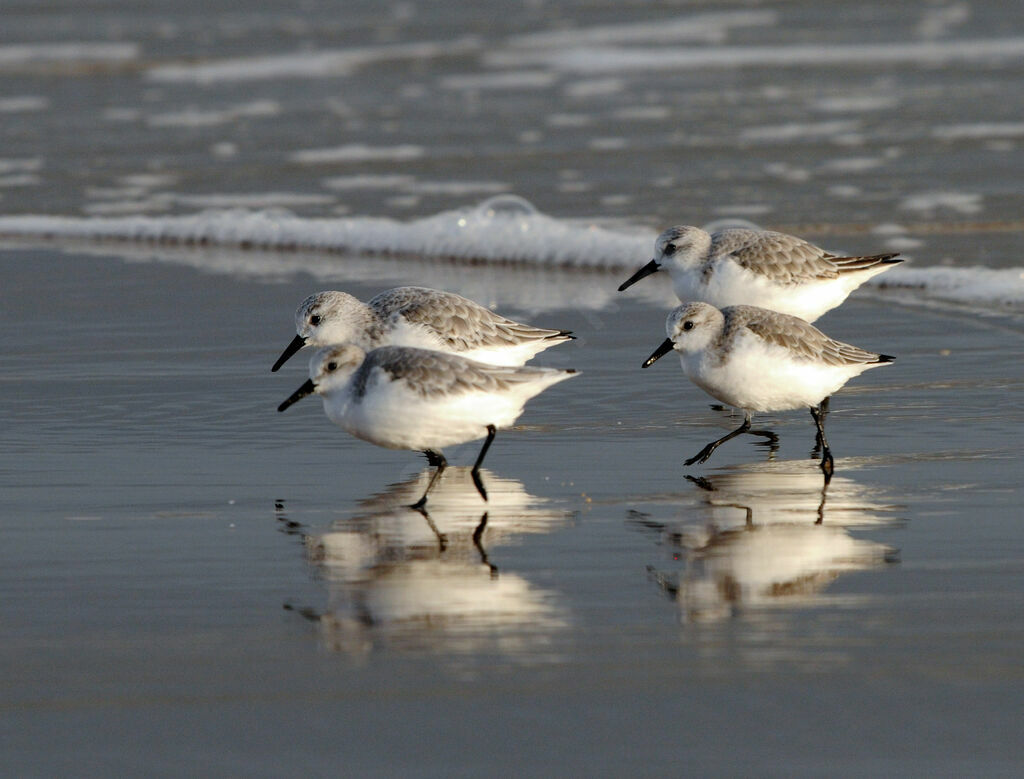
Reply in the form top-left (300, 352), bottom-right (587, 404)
top-left (681, 338), bottom-right (857, 413)
top-left (325, 384), bottom-right (524, 452)
top-left (674, 263), bottom-right (850, 323)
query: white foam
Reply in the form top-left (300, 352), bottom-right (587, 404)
top-left (400, 181), bottom-right (511, 196)
top-left (915, 3), bottom-right (970, 39)
top-left (741, 121), bottom-right (860, 144)
top-left (146, 39), bottom-right (480, 83)
top-left (82, 191), bottom-right (338, 214)
top-left (1, 196), bottom-right (1022, 313)
top-left (146, 100), bottom-right (280, 128)
top-left (289, 144), bottom-right (425, 164)
top-left (508, 11), bottom-right (777, 48)
top-left (487, 37), bottom-right (1024, 73)
top-left (0, 43), bottom-right (139, 67)
top-left (612, 106), bottom-right (671, 121)
top-left (322, 175), bottom-right (418, 191)
top-left (0, 158), bottom-right (43, 174)
top-left (545, 113), bottom-right (592, 128)
top-left (562, 78), bottom-right (625, 99)
top-left (819, 157), bottom-right (885, 174)
top-left (872, 266), bottom-right (1024, 309)
top-left (0, 96), bottom-right (49, 113)
top-left (900, 191), bottom-right (983, 214)
top-left (173, 193), bottom-right (337, 209)
top-left (438, 71), bottom-right (557, 90)
top-left (811, 95), bottom-right (899, 113)
top-left (0, 195), bottom-right (646, 269)
top-left (933, 123), bottom-right (1024, 141)
top-left (0, 174), bottom-right (41, 188)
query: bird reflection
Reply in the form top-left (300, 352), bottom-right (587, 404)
top-left (283, 467), bottom-right (574, 658)
top-left (632, 461), bottom-right (902, 623)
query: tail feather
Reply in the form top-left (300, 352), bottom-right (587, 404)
top-left (833, 253), bottom-right (903, 273)
top-left (545, 329), bottom-right (575, 341)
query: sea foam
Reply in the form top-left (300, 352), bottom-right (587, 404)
top-left (1, 195), bottom-right (1022, 313)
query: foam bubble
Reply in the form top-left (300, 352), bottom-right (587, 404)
top-left (1, 196), bottom-right (1021, 313)
top-left (289, 145), bottom-right (425, 164)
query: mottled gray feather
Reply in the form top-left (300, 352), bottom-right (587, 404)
top-left (723, 305), bottom-right (886, 367)
top-left (710, 229), bottom-right (900, 285)
top-left (369, 286), bottom-right (570, 350)
top-left (353, 346), bottom-right (573, 400)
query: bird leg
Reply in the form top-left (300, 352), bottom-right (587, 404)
top-left (472, 512), bottom-right (498, 578)
top-left (810, 395), bottom-right (832, 457)
top-left (815, 473), bottom-right (831, 525)
top-left (810, 402), bottom-right (834, 483)
top-left (411, 455), bottom-right (447, 510)
top-left (409, 501), bottom-right (448, 551)
top-left (749, 428), bottom-right (780, 456)
top-left (423, 449), bottom-right (447, 468)
top-left (685, 412), bottom-right (753, 466)
top-left (470, 425), bottom-right (497, 502)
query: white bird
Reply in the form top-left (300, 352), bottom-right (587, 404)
top-left (271, 287), bottom-right (574, 371)
top-left (618, 225), bottom-right (902, 322)
top-left (642, 302), bottom-right (893, 478)
top-left (278, 344), bottom-right (578, 506)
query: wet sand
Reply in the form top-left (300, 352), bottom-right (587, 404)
top-left (3, 246), bottom-right (1023, 774)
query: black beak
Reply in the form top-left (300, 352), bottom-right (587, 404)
top-left (278, 379), bottom-right (316, 412)
top-left (642, 338), bottom-right (675, 368)
top-left (271, 334), bottom-right (307, 372)
top-left (617, 259), bottom-right (661, 292)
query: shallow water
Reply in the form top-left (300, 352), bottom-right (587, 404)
top-left (3, 0), bottom-right (1024, 774)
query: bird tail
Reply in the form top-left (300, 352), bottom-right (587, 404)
top-left (832, 253), bottom-right (903, 273)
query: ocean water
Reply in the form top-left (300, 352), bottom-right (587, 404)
top-left (3, 1), bottom-right (1023, 775)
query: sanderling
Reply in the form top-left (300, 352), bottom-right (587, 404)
top-left (642, 302), bottom-right (893, 478)
top-left (278, 343), bottom-right (578, 506)
top-left (618, 225), bottom-right (902, 322)
top-left (271, 287), bottom-right (574, 371)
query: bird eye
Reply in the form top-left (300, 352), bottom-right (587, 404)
top-left (663, 244), bottom-right (676, 256)
top-left (682, 320), bottom-right (694, 331)
top-left (326, 361), bottom-right (337, 372)
top-left (310, 314), bottom-right (322, 326)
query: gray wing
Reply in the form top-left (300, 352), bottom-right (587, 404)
top-left (371, 286), bottom-right (570, 350)
top-left (357, 346), bottom-right (566, 399)
top-left (711, 229), bottom-right (901, 284)
top-left (710, 229), bottom-right (840, 283)
top-left (729, 306), bottom-right (886, 366)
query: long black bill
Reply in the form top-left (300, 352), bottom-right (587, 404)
top-left (271, 334), bottom-right (307, 372)
top-left (617, 259), bottom-right (661, 292)
top-left (642, 338), bottom-right (675, 368)
top-left (278, 379), bottom-right (316, 412)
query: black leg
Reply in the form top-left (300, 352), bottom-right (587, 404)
top-left (423, 449), bottom-right (447, 468)
top-left (472, 512), bottom-right (498, 577)
top-left (810, 403), bottom-right (834, 483)
top-left (815, 472), bottom-right (830, 525)
top-left (470, 425), bottom-right (497, 501)
top-left (685, 474), bottom-right (716, 492)
top-left (685, 412), bottom-right (752, 466)
top-left (749, 428), bottom-right (780, 457)
top-left (411, 457), bottom-right (447, 510)
top-left (410, 501), bottom-right (448, 551)
top-left (811, 396), bottom-right (831, 457)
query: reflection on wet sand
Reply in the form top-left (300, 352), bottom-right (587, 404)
top-left (632, 461), bottom-right (901, 623)
top-left (283, 467), bottom-right (574, 658)
top-left (38, 240), bottom-right (677, 314)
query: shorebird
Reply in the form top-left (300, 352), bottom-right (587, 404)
top-left (619, 225), bottom-right (902, 321)
top-left (278, 343), bottom-right (578, 506)
top-left (272, 287), bottom-right (573, 371)
top-left (642, 302), bottom-right (893, 478)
